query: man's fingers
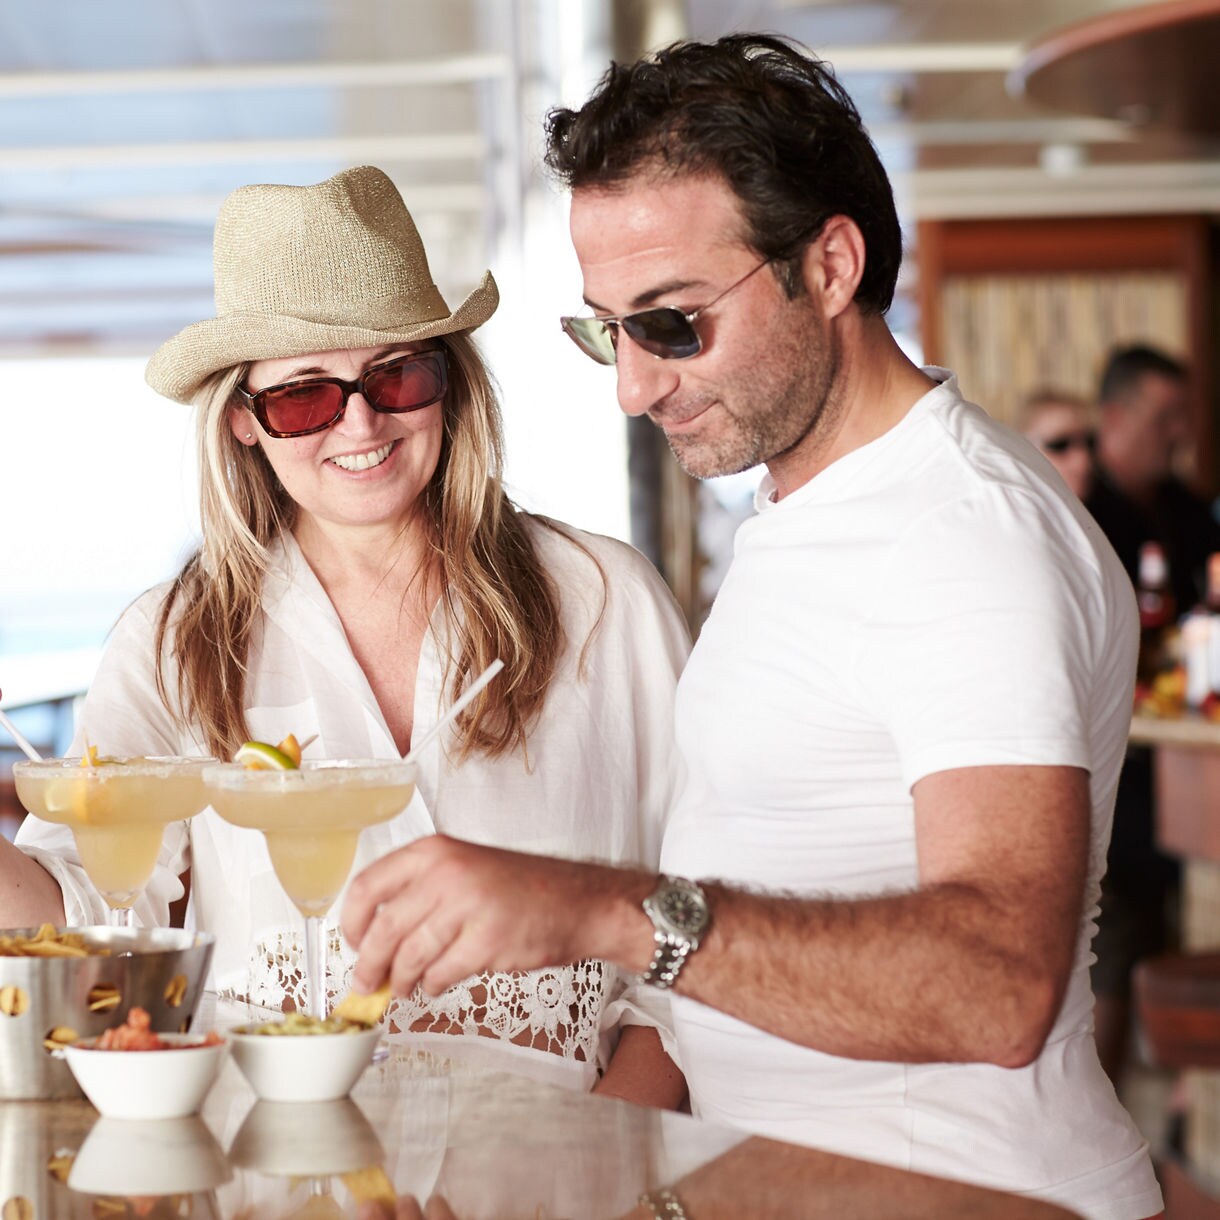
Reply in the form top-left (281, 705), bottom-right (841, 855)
top-left (341, 837), bottom-right (442, 949)
top-left (388, 913), bottom-right (461, 997)
top-left (423, 1195), bottom-right (459, 1220)
top-left (349, 881), bottom-right (447, 994)
top-left (419, 925), bottom-right (494, 997)
top-left (354, 1204), bottom-right (394, 1220)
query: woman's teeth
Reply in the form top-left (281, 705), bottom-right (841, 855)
top-left (329, 442), bottom-right (393, 472)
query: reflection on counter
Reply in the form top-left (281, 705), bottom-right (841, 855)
top-left (0, 1037), bottom-right (1081, 1220)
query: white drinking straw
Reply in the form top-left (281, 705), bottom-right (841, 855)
top-left (403, 658), bottom-right (504, 766)
top-left (0, 687), bottom-right (44, 762)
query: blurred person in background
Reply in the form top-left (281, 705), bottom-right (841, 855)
top-left (1018, 388), bottom-right (1097, 500)
top-left (1085, 344), bottom-right (1220, 1086)
top-left (1087, 344), bottom-right (1220, 613)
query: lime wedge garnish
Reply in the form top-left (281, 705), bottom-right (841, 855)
top-left (234, 741), bottom-right (298, 770)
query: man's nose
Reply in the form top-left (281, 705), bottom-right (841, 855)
top-left (614, 334), bottom-right (682, 418)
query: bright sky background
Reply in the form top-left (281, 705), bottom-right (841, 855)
top-left (0, 357), bottom-right (200, 656)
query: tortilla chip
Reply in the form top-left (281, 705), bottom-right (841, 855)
top-left (331, 983), bottom-right (392, 1028)
top-left (340, 1165), bottom-right (395, 1206)
top-left (0, 985), bottom-right (29, 1017)
top-left (0, 926), bottom-right (101, 957)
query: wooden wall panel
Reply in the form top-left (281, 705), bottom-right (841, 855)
top-left (918, 215), bottom-right (1216, 491)
top-left (939, 271), bottom-right (1187, 427)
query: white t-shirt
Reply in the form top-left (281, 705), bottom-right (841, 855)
top-left (661, 372), bottom-right (1162, 1219)
top-left (19, 517), bottom-right (690, 1090)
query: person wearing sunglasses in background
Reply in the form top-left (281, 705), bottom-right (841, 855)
top-left (0, 166), bottom-right (691, 1107)
top-left (1083, 345), bottom-right (1220, 1095)
top-left (340, 35), bottom-right (1163, 1220)
top-left (1018, 389), bottom-right (1097, 501)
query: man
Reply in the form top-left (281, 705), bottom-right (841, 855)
top-left (1085, 345), bottom-right (1220, 1083)
top-left (343, 35), bottom-right (1162, 1219)
top-left (1088, 345), bottom-right (1219, 615)
top-left (1019, 388), bottom-right (1097, 500)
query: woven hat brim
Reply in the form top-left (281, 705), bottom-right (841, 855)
top-left (146, 270), bottom-right (498, 404)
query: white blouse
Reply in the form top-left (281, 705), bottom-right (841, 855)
top-left (18, 518), bottom-right (690, 1089)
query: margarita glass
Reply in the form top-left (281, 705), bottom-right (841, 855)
top-left (13, 757), bottom-right (212, 927)
top-left (201, 760), bottom-right (416, 1019)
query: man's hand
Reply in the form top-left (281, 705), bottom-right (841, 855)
top-left (355, 1195), bottom-right (457, 1220)
top-left (340, 834), bottom-right (653, 997)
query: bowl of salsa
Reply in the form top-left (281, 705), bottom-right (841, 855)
top-left (61, 1007), bottom-right (227, 1119)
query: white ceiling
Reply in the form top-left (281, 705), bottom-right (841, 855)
top-left (1, 0), bottom-right (1217, 357)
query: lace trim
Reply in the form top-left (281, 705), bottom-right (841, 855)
top-left (228, 927), bottom-right (614, 1063)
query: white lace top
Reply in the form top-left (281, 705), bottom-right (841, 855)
top-left (18, 519), bottom-right (690, 1089)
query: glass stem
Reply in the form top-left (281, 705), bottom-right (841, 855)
top-left (304, 915), bottom-right (327, 1020)
top-left (109, 905), bottom-right (135, 929)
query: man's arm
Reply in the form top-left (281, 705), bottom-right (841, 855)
top-left (341, 763), bottom-right (1089, 1068)
top-left (650, 764), bottom-right (1090, 1066)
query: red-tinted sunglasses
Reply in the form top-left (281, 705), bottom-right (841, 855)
top-left (237, 349), bottom-right (448, 439)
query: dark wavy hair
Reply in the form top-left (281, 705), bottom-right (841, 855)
top-left (1099, 344), bottom-right (1187, 404)
top-left (543, 33), bottom-right (902, 314)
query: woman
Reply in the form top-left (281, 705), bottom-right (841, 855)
top-left (1017, 389), bottom-right (1097, 501)
top-left (3, 166), bottom-right (689, 1103)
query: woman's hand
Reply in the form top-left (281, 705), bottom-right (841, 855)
top-left (340, 834), bottom-right (654, 998)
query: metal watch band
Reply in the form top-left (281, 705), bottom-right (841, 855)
top-left (641, 930), bottom-right (691, 989)
top-left (639, 1189), bottom-right (687, 1219)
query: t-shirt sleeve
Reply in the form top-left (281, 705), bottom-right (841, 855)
top-left (852, 487), bottom-right (1108, 791)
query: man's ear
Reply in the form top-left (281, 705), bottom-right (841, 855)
top-left (800, 215), bottom-right (866, 319)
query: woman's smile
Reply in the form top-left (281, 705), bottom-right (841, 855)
top-left (326, 439), bottom-right (398, 473)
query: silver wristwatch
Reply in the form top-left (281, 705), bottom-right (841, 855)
top-left (641, 875), bottom-right (710, 989)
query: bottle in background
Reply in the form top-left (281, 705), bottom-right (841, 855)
top-left (1137, 544), bottom-right (1176, 673)
top-left (1182, 603), bottom-right (1211, 709)
top-left (1206, 553), bottom-right (1220, 699)
top-left (1136, 540), bottom-right (1176, 689)
top-left (1183, 552), bottom-right (1220, 713)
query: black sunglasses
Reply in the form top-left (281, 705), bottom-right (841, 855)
top-left (237, 349), bottom-right (448, 439)
top-left (560, 258), bottom-right (773, 365)
top-left (1042, 431), bottom-right (1097, 456)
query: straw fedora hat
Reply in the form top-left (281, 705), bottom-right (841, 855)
top-left (145, 165), bottom-right (499, 403)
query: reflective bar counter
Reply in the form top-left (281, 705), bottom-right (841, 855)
top-left (0, 1009), bottom-right (1080, 1219)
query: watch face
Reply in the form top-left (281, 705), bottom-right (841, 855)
top-left (661, 885), bottom-right (706, 933)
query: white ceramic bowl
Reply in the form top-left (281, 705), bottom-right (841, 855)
top-left (62, 1033), bottom-right (227, 1119)
top-left (228, 1098), bottom-right (383, 1175)
top-left (228, 1025), bottom-right (381, 1102)
top-left (68, 1115), bottom-right (231, 1195)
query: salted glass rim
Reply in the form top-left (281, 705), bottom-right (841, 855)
top-left (200, 759), bottom-right (418, 789)
top-left (13, 756), bottom-right (216, 779)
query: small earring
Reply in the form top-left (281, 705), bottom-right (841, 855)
top-left (245, 432), bottom-right (253, 440)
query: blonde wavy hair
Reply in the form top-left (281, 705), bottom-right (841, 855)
top-left (154, 333), bottom-right (574, 763)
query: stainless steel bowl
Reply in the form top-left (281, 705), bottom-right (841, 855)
top-left (0, 926), bottom-right (214, 1100)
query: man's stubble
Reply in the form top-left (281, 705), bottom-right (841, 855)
top-left (659, 306), bottom-right (844, 482)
